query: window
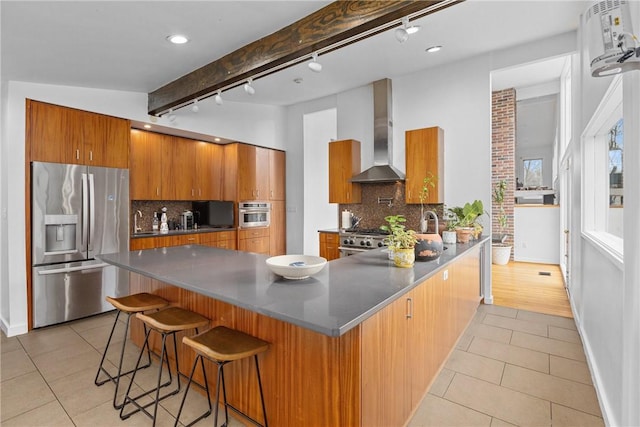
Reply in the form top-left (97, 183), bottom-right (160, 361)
top-left (608, 118), bottom-right (623, 237)
top-left (582, 75), bottom-right (623, 263)
top-left (523, 158), bottom-right (543, 187)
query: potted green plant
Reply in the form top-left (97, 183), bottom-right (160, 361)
top-left (492, 179), bottom-right (512, 265)
top-left (442, 205), bottom-right (458, 245)
top-left (418, 172), bottom-right (437, 233)
top-left (449, 200), bottom-right (485, 243)
top-left (380, 215), bottom-right (418, 268)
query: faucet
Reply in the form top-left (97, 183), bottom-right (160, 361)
top-left (134, 210), bottom-right (143, 233)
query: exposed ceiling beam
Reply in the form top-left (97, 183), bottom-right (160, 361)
top-left (147, 0), bottom-right (463, 116)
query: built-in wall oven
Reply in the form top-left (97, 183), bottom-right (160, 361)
top-left (239, 201), bottom-right (271, 228)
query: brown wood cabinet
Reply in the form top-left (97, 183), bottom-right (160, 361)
top-left (238, 227), bottom-right (270, 255)
top-left (329, 139), bottom-right (361, 204)
top-left (223, 143), bottom-right (286, 255)
top-left (236, 144), bottom-right (269, 201)
top-left (405, 127), bottom-right (444, 204)
top-left (319, 232), bottom-right (340, 261)
top-left (360, 246), bottom-right (481, 426)
top-left (269, 201), bottom-right (286, 256)
top-left (130, 230), bottom-right (237, 251)
top-left (28, 100), bottom-right (129, 168)
top-left (195, 141), bottom-right (222, 200)
top-left (268, 149), bottom-right (286, 200)
top-left (130, 130), bottom-right (224, 201)
top-left (130, 129), bottom-right (164, 200)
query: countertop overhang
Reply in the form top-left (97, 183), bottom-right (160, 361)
top-left (99, 237), bottom-right (489, 337)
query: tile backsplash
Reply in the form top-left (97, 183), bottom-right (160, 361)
top-left (130, 201), bottom-right (194, 232)
top-left (340, 182), bottom-right (445, 233)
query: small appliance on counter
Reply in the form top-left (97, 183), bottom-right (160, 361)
top-left (192, 201), bottom-right (234, 228)
top-left (180, 210), bottom-right (194, 230)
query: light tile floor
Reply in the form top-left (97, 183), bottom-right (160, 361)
top-left (1, 304), bottom-right (603, 426)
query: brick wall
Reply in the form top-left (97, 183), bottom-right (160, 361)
top-left (491, 89), bottom-right (515, 256)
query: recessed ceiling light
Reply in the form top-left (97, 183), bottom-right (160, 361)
top-left (214, 137), bottom-right (221, 142)
top-left (167, 34), bottom-right (189, 44)
top-left (426, 45), bottom-right (442, 53)
top-left (143, 124), bottom-right (152, 129)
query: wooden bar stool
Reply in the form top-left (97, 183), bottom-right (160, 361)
top-left (119, 306), bottom-right (209, 426)
top-left (94, 292), bottom-right (169, 409)
top-left (174, 326), bottom-right (270, 427)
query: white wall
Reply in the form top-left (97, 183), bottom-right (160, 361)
top-left (513, 206), bottom-right (560, 263)
top-left (564, 2), bottom-right (640, 425)
top-left (303, 109), bottom-right (337, 255)
top-left (0, 81), bottom-right (287, 336)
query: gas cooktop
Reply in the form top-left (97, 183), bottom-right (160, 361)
top-left (341, 228), bottom-right (389, 236)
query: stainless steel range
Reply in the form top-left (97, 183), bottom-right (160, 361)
top-left (339, 229), bottom-right (388, 257)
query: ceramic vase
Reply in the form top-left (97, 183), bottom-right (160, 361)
top-left (393, 248), bottom-right (415, 268)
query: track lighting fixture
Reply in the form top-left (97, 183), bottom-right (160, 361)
top-left (395, 17), bottom-right (420, 43)
top-left (166, 109), bottom-right (176, 122)
top-left (214, 90), bottom-right (223, 105)
top-left (308, 52), bottom-right (322, 73)
top-left (191, 99), bottom-right (199, 113)
top-left (244, 78), bottom-right (255, 95)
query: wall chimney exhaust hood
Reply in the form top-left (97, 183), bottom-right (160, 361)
top-left (350, 78), bottom-right (405, 183)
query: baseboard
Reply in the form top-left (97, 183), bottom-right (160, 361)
top-left (0, 315), bottom-right (28, 337)
top-left (569, 299), bottom-right (616, 426)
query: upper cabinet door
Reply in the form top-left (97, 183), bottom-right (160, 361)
top-left (255, 147), bottom-right (270, 200)
top-left (28, 100), bottom-right (130, 168)
top-left (237, 144), bottom-right (258, 201)
top-left (195, 141), bottom-right (222, 200)
top-left (163, 136), bottom-right (196, 200)
top-left (130, 129), bottom-right (163, 200)
top-left (269, 149), bottom-right (286, 200)
top-left (405, 127), bottom-right (444, 204)
top-left (83, 111), bottom-right (130, 168)
top-left (29, 100), bottom-right (83, 164)
top-left (329, 139), bottom-right (361, 204)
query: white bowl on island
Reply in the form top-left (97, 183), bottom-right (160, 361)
top-left (266, 255), bottom-right (327, 280)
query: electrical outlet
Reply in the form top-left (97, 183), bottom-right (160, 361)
top-left (443, 269), bottom-right (448, 280)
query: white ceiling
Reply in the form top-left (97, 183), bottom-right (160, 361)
top-left (2, 0), bottom-right (589, 109)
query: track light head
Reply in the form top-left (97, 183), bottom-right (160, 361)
top-left (166, 109), bottom-right (176, 123)
top-left (191, 99), bottom-right (199, 113)
top-left (308, 52), bottom-right (322, 73)
top-left (214, 90), bottom-right (223, 105)
top-left (395, 17), bottom-right (419, 42)
top-left (395, 27), bottom-right (409, 43)
top-left (244, 78), bottom-right (255, 95)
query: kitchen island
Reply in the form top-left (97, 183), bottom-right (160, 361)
top-left (99, 237), bottom-right (488, 426)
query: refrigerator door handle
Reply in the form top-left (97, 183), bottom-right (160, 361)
top-left (88, 173), bottom-right (96, 248)
top-left (36, 262), bottom-right (109, 275)
top-left (82, 173), bottom-right (88, 248)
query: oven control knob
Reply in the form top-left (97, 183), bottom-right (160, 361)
top-left (378, 242), bottom-right (384, 247)
top-left (349, 239), bottom-right (355, 245)
top-left (360, 241), bottom-right (365, 246)
top-left (343, 239), bottom-right (349, 245)
top-left (366, 241), bottom-right (372, 246)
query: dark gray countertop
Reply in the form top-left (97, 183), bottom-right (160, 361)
top-left (99, 236), bottom-right (489, 337)
top-left (130, 227), bottom-right (236, 238)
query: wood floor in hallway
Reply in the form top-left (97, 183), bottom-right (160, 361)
top-left (491, 261), bottom-right (573, 318)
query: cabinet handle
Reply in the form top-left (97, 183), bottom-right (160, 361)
top-left (256, 190), bottom-right (260, 198)
top-left (89, 151), bottom-right (93, 161)
top-left (408, 190), bottom-right (411, 199)
top-left (156, 187), bottom-right (160, 196)
top-left (270, 190), bottom-right (273, 198)
top-left (76, 149), bottom-right (80, 160)
top-left (187, 238), bottom-right (195, 241)
top-left (406, 297), bottom-right (413, 319)
top-left (199, 189), bottom-right (201, 197)
top-left (192, 189), bottom-right (195, 196)
top-left (347, 192), bottom-right (350, 201)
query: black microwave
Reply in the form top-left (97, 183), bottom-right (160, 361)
top-left (192, 201), bottom-right (234, 228)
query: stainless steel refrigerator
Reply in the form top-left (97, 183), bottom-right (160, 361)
top-left (31, 161), bottom-right (129, 328)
